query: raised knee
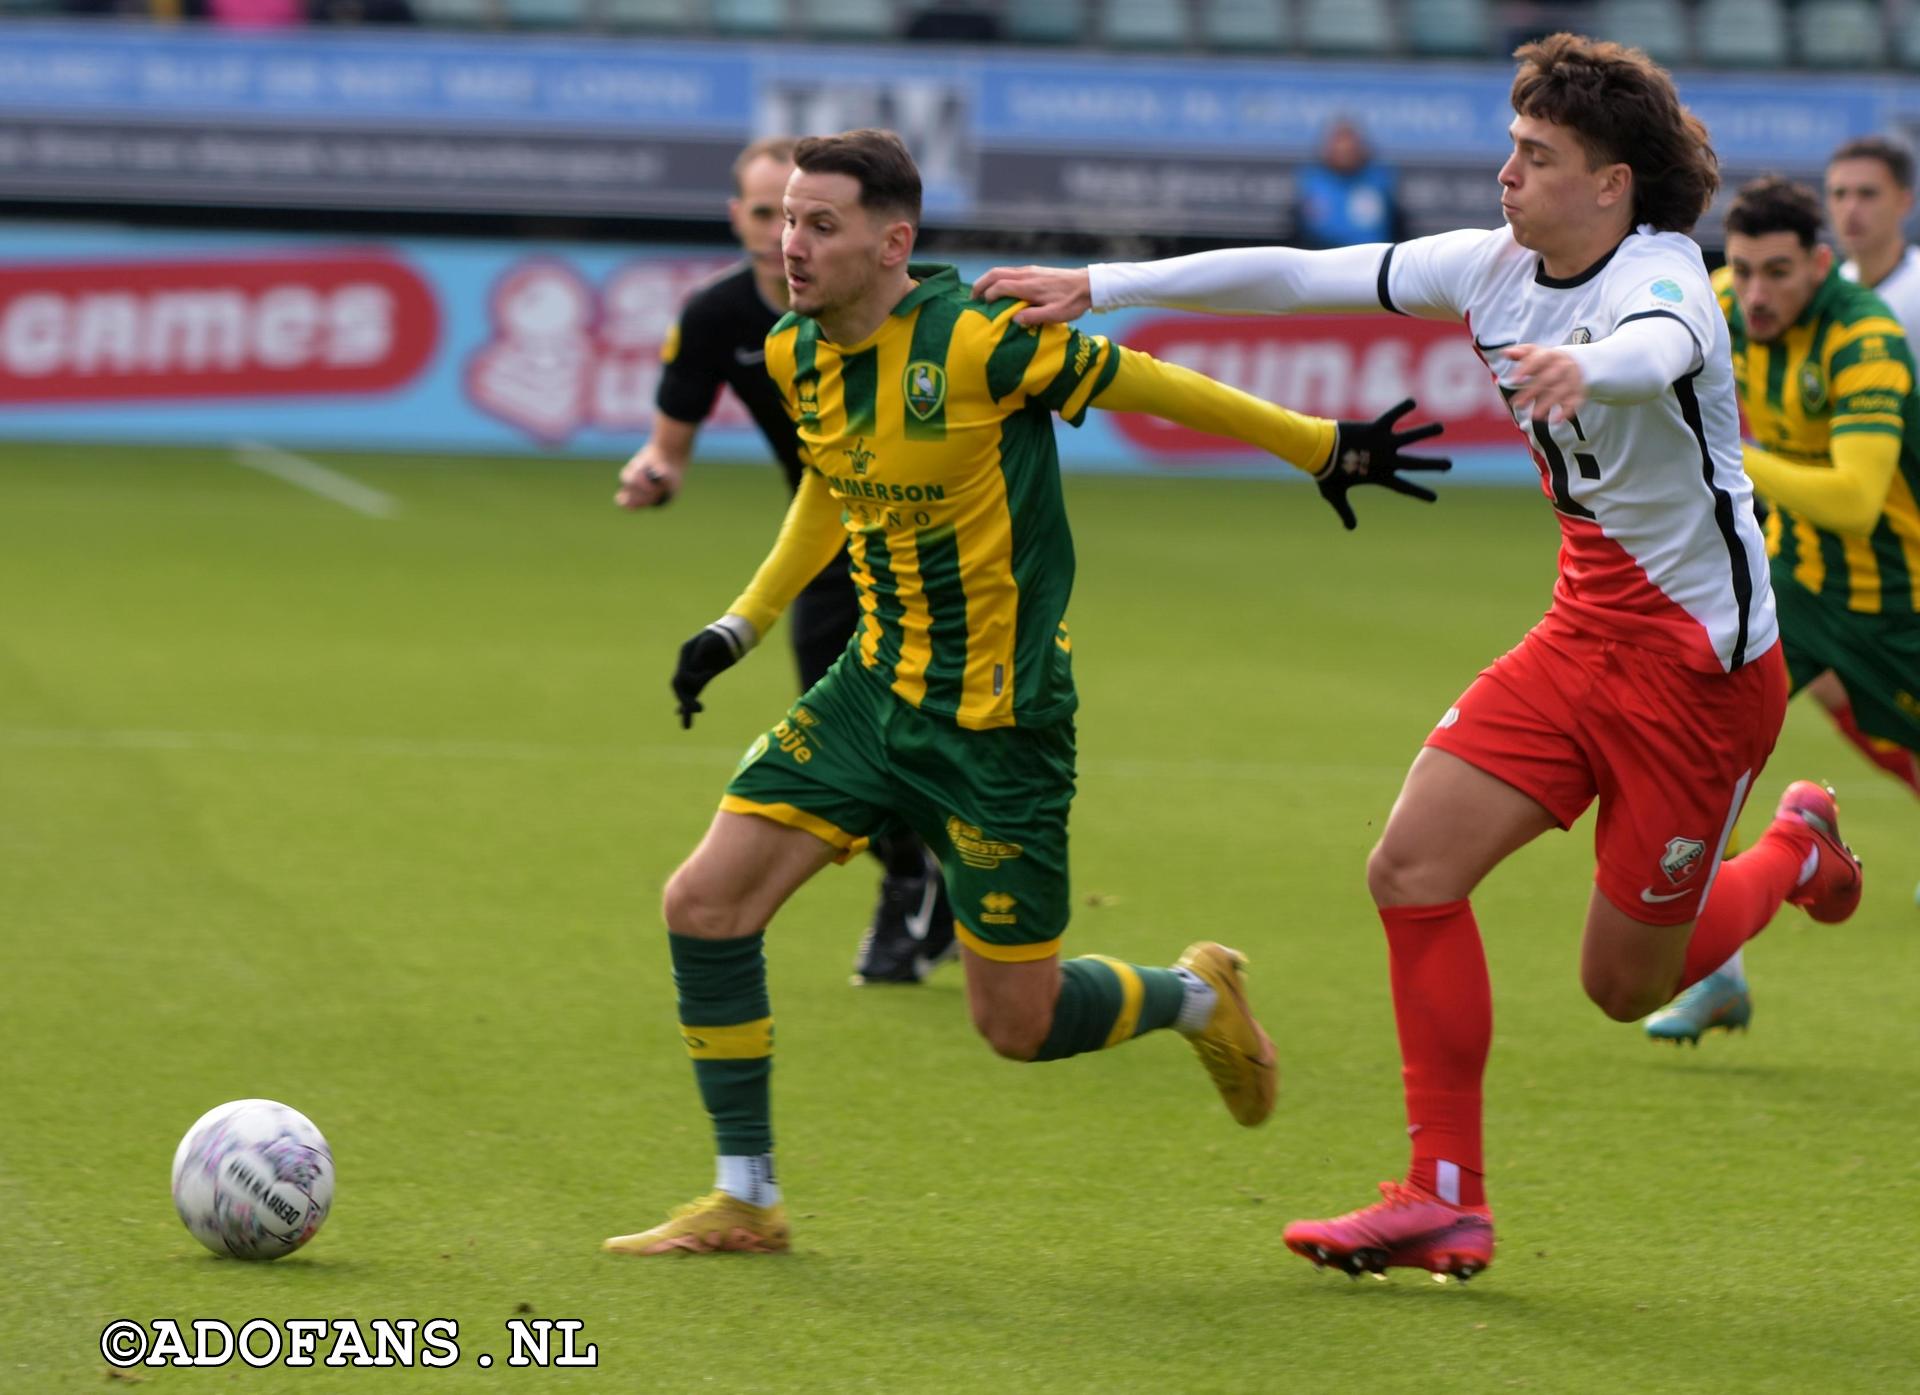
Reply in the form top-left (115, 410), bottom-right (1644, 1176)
top-left (1366, 840), bottom-right (1423, 906)
top-left (1584, 970), bottom-right (1667, 1024)
top-left (662, 864), bottom-right (737, 940)
top-left (971, 1007), bottom-right (1048, 1062)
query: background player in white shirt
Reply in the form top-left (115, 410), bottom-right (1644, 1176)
top-left (976, 33), bottom-right (1863, 1282)
top-left (1821, 137), bottom-right (1920, 806)
top-left (1830, 136), bottom-right (1920, 331)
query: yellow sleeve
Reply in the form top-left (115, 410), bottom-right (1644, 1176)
top-left (1743, 435), bottom-right (1898, 537)
top-left (1091, 345), bottom-right (1338, 474)
top-left (725, 468), bottom-right (846, 637)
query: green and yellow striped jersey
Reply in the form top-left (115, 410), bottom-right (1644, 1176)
top-left (764, 263), bottom-right (1121, 730)
top-left (1714, 263), bottom-right (1920, 613)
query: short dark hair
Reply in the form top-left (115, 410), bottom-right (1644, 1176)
top-left (1510, 33), bottom-right (1719, 234)
top-left (731, 136), bottom-right (797, 195)
top-left (792, 129), bottom-right (922, 229)
top-left (1725, 176), bottom-right (1825, 250)
top-left (1828, 135), bottom-right (1915, 192)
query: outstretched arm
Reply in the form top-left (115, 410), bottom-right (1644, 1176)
top-left (974, 244), bottom-right (1391, 326)
top-left (671, 470), bottom-right (844, 727)
top-left (1093, 346), bottom-right (1337, 471)
top-left (1743, 434), bottom-right (1899, 538)
top-left (1092, 347), bottom-right (1450, 529)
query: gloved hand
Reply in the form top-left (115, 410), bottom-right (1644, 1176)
top-left (672, 616), bottom-right (756, 729)
top-left (1318, 399), bottom-right (1452, 530)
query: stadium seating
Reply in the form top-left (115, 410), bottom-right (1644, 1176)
top-left (501, 0), bottom-right (586, 25)
top-left (1005, 0), bottom-right (1087, 44)
top-left (1199, 0), bottom-right (1291, 50)
top-left (407, 0), bottom-right (497, 24)
top-left (711, 0), bottom-right (785, 34)
top-left (1299, 0), bottom-right (1397, 54)
top-left (603, 0), bottom-right (702, 28)
top-left (798, 0), bottom-right (896, 38)
top-left (1101, 0), bottom-right (1190, 47)
top-left (1694, 0), bottom-right (1789, 67)
top-left (1795, 0), bottom-right (1886, 69)
top-left (1901, 8), bottom-right (1920, 67)
top-left (1405, 0), bottom-right (1491, 58)
top-left (1591, 0), bottom-right (1692, 65)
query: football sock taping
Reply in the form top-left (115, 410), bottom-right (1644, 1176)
top-left (1381, 900), bottom-right (1490, 1207)
top-left (1031, 957), bottom-right (1186, 1061)
top-left (670, 931), bottom-right (774, 1157)
top-left (1676, 824), bottom-right (1807, 994)
top-left (1709, 947), bottom-right (1747, 986)
top-left (714, 1153), bottom-right (781, 1208)
top-left (1170, 965), bottom-right (1217, 1035)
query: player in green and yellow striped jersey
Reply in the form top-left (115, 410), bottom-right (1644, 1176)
top-left (603, 129), bottom-right (1450, 1256)
top-left (1645, 175), bottom-right (1920, 1046)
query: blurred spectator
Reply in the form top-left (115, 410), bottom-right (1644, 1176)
top-left (906, 3), bottom-right (1001, 41)
top-left (1294, 118), bottom-right (1407, 249)
top-left (309, 0), bottom-right (416, 21)
top-left (205, 0), bottom-right (305, 23)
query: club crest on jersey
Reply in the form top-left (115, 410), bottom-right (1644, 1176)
top-left (904, 361), bottom-right (947, 420)
top-left (796, 373), bottom-right (821, 424)
top-left (1651, 279), bottom-right (1685, 304)
top-left (1566, 326), bottom-right (1593, 345)
top-left (1800, 361), bottom-right (1827, 411)
top-left (1660, 836), bottom-right (1707, 884)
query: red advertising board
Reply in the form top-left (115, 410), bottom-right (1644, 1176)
top-left (1108, 313), bottom-right (1515, 458)
top-left (0, 253), bottom-right (437, 404)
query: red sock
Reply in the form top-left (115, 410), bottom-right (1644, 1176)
top-left (1381, 900), bottom-right (1490, 1208)
top-left (1828, 703), bottom-right (1920, 797)
top-left (1677, 823), bottom-right (1811, 991)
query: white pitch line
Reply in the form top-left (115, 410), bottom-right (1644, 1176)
top-left (230, 440), bottom-right (399, 519)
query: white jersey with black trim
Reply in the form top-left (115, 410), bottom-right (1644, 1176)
top-left (1841, 243), bottom-right (1920, 337)
top-left (1381, 224), bottom-right (1776, 674)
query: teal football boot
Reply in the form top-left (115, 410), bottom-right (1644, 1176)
top-left (1643, 970), bottom-right (1752, 1046)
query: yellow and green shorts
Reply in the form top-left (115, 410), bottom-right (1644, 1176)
top-left (1775, 575), bottom-right (1920, 750)
top-left (722, 658), bottom-right (1077, 960)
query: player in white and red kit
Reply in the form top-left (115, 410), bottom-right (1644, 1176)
top-left (975, 34), bottom-right (1863, 1280)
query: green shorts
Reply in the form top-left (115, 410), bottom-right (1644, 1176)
top-left (723, 657), bottom-right (1077, 960)
top-left (1775, 574), bottom-right (1920, 749)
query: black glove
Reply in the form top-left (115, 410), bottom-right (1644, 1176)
top-left (1318, 399), bottom-right (1452, 531)
top-left (672, 621), bottom-right (749, 729)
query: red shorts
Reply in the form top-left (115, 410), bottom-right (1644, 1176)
top-left (1424, 611), bottom-right (1789, 926)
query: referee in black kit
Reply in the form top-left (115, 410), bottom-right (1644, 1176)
top-left (616, 136), bottom-right (956, 985)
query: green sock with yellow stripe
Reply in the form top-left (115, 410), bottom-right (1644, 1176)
top-left (670, 931), bottom-right (774, 1157)
top-left (1032, 956), bottom-right (1186, 1062)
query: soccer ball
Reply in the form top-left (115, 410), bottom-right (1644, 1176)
top-left (171, 1099), bottom-right (334, 1260)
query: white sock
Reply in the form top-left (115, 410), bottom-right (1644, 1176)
top-left (1716, 949), bottom-right (1746, 986)
top-left (715, 1154), bottom-right (780, 1207)
top-left (1797, 845), bottom-right (1821, 887)
top-left (1171, 966), bottom-right (1216, 1035)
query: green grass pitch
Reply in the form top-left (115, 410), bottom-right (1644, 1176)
top-left (2, 442), bottom-right (1916, 1392)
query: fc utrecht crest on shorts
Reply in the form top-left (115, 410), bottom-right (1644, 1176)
top-left (1379, 225), bottom-right (1778, 674)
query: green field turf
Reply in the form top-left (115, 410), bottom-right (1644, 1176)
top-left (2, 442), bottom-right (1915, 1393)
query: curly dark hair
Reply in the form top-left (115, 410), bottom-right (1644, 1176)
top-left (1511, 33), bottom-right (1720, 234)
top-left (1725, 175), bottom-right (1825, 250)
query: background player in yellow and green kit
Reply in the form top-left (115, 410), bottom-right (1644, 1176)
top-left (1645, 174), bottom-right (1920, 1044)
top-left (602, 128), bottom-right (1452, 1255)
